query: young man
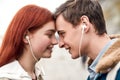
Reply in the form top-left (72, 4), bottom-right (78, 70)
top-left (54, 0), bottom-right (120, 80)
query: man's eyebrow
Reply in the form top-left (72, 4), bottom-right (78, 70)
top-left (47, 29), bottom-right (56, 33)
top-left (57, 30), bottom-right (65, 34)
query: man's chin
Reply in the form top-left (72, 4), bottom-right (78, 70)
top-left (42, 55), bottom-right (51, 58)
top-left (71, 55), bottom-right (79, 59)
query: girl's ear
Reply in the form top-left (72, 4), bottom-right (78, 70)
top-left (23, 31), bottom-right (29, 44)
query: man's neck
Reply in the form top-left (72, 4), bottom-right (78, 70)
top-left (87, 34), bottom-right (111, 60)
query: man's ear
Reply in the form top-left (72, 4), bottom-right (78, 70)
top-left (80, 15), bottom-right (90, 26)
top-left (80, 15), bottom-right (90, 33)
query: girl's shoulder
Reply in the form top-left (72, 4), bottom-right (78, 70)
top-left (0, 78), bottom-right (11, 80)
top-left (0, 60), bottom-right (30, 79)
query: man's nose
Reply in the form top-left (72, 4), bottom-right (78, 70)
top-left (52, 37), bottom-right (58, 45)
top-left (59, 41), bottom-right (64, 48)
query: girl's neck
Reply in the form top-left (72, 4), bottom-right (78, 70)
top-left (18, 53), bottom-right (37, 79)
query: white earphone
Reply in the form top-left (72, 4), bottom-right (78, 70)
top-left (78, 23), bottom-right (87, 57)
top-left (25, 35), bottom-right (29, 40)
top-left (82, 24), bottom-right (87, 34)
top-left (25, 35), bottom-right (38, 62)
top-left (25, 35), bottom-right (45, 77)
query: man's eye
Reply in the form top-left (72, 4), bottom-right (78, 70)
top-left (59, 33), bottom-right (65, 38)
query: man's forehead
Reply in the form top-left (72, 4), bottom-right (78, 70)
top-left (56, 15), bottom-right (66, 25)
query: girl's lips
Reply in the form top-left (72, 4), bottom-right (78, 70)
top-left (47, 46), bottom-right (53, 52)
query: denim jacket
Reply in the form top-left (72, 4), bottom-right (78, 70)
top-left (87, 35), bottom-right (120, 80)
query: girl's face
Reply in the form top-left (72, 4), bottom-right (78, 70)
top-left (29, 21), bottom-right (58, 59)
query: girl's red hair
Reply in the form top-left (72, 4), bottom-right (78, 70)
top-left (0, 5), bottom-right (54, 67)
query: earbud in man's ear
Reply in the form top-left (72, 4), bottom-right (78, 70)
top-left (82, 24), bottom-right (87, 34)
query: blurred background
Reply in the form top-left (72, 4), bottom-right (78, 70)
top-left (0, 0), bottom-right (120, 80)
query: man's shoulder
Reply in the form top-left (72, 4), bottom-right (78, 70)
top-left (106, 62), bottom-right (120, 80)
top-left (115, 68), bottom-right (120, 80)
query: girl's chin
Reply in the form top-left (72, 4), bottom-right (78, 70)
top-left (42, 52), bottom-right (52, 58)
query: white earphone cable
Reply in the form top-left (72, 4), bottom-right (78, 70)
top-left (27, 36), bottom-right (38, 62)
top-left (78, 25), bottom-right (85, 57)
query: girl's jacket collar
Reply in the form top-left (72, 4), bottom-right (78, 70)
top-left (0, 60), bottom-right (31, 79)
top-left (0, 60), bottom-right (42, 80)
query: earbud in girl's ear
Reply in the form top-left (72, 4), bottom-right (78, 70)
top-left (25, 35), bottom-right (29, 40)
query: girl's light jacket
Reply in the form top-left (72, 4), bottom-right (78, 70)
top-left (0, 60), bottom-right (43, 80)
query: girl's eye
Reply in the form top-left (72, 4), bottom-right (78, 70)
top-left (46, 33), bottom-right (54, 38)
top-left (45, 30), bottom-right (55, 38)
top-left (48, 34), bottom-right (53, 38)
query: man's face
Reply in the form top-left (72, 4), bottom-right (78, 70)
top-left (56, 15), bottom-right (82, 59)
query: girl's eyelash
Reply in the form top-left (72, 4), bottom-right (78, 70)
top-left (45, 31), bottom-right (55, 38)
top-left (47, 33), bottom-right (53, 38)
